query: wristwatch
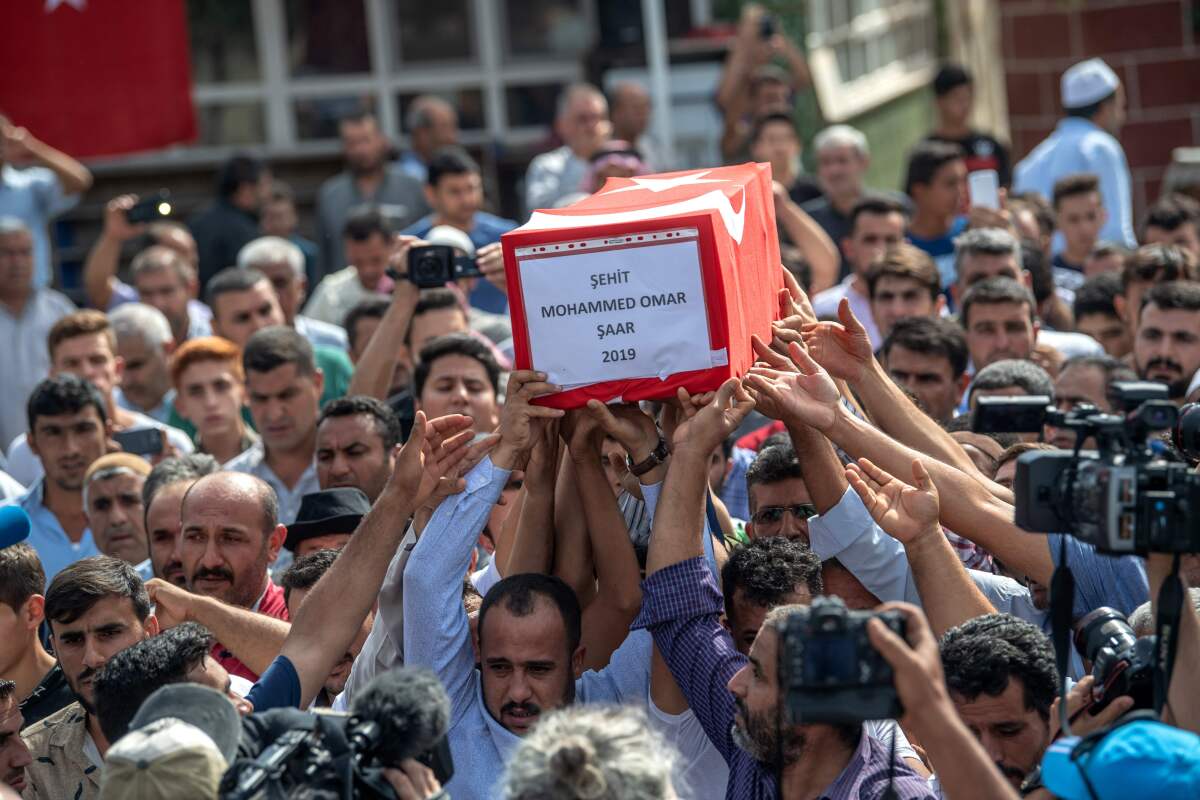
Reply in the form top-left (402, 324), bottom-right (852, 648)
top-left (627, 437), bottom-right (669, 476)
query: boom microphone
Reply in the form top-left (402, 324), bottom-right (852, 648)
top-left (0, 505), bottom-right (31, 549)
top-left (349, 666), bottom-right (451, 768)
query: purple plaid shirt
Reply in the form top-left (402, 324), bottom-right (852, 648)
top-left (633, 557), bottom-right (936, 800)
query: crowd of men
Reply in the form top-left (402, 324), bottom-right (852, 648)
top-left (2, 3), bottom-right (1200, 795)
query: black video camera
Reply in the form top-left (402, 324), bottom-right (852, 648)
top-left (1074, 607), bottom-right (1155, 714)
top-left (778, 596), bottom-right (905, 725)
top-left (975, 382), bottom-right (1200, 554)
top-left (387, 244), bottom-right (483, 289)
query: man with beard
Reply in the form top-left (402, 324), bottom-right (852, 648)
top-left (281, 548), bottom-right (373, 707)
top-left (177, 471), bottom-right (290, 681)
top-left (315, 396), bottom-right (400, 503)
top-left (1133, 281), bottom-right (1200, 404)
top-left (82, 454), bottom-right (152, 578)
top-left (316, 109), bottom-right (427, 278)
top-left (634, 381), bottom-right (935, 799)
top-left (141, 454), bottom-right (219, 587)
top-left (19, 556), bottom-right (158, 800)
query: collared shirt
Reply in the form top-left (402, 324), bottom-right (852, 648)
top-left (20, 701), bottom-right (101, 800)
top-left (114, 386), bottom-right (176, 424)
top-left (0, 288), bottom-right (75, 449)
top-left (223, 441), bottom-right (319, 525)
top-left (0, 164), bottom-right (80, 288)
top-left (1013, 117), bottom-right (1136, 249)
top-left (396, 151), bottom-right (428, 183)
top-left (524, 145), bottom-right (589, 214)
top-left (316, 166), bottom-right (428, 278)
top-left (303, 266), bottom-right (389, 328)
top-left (403, 456), bottom-right (650, 800)
top-left (633, 557), bottom-right (935, 800)
top-left (812, 275), bottom-right (883, 349)
top-left (294, 314), bottom-right (349, 352)
top-left (4, 478), bottom-right (98, 586)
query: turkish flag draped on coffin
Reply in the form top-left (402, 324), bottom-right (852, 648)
top-left (503, 163), bottom-right (782, 409)
top-left (0, 0), bottom-right (196, 158)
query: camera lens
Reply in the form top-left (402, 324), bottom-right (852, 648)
top-left (1173, 403), bottom-right (1200, 462)
top-left (1073, 606), bottom-right (1138, 664)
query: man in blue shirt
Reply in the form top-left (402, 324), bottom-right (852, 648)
top-left (4, 376), bottom-right (108, 586)
top-left (1014, 58), bottom-right (1134, 249)
top-left (402, 147), bottom-right (518, 315)
top-left (0, 116), bottom-right (93, 288)
top-left (904, 140), bottom-right (968, 289)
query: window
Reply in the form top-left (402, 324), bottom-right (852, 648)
top-left (391, 0), bottom-right (477, 66)
top-left (806, 0), bottom-right (936, 121)
top-left (188, 0), bottom-right (260, 82)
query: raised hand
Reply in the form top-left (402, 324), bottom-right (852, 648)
top-left (390, 411), bottom-right (485, 510)
top-left (477, 242), bottom-right (507, 295)
top-left (525, 418), bottom-right (561, 492)
top-left (800, 297), bottom-right (873, 383)
top-left (671, 378), bottom-right (754, 456)
top-left (586, 400), bottom-right (658, 461)
top-left (845, 457), bottom-right (939, 544)
top-left (745, 334), bottom-right (797, 421)
top-left (493, 370), bottom-right (565, 469)
top-left (102, 194), bottom-right (147, 242)
top-left (744, 340), bottom-right (839, 431)
top-left (776, 267), bottom-right (817, 332)
top-left (146, 578), bottom-right (192, 629)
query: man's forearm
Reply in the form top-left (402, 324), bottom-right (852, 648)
top-left (645, 446), bottom-right (709, 575)
top-left (347, 296), bottom-right (414, 399)
top-left (904, 529), bottom-right (997, 637)
top-left (505, 485), bottom-right (554, 576)
top-left (30, 137), bottom-right (92, 194)
top-left (785, 422), bottom-right (847, 513)
top-left (82, 233), bottom-right (121, 310)
top-left (827, 408), bottom-right (1053, 583)
top-left (189, 594), bottom-right (291, 676)
top-left (576, 458), bottom-right (641, 617)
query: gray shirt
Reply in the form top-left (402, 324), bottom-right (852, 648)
top-left (0, 289), bottom-right (76, 449)
top-left (523, 145), bottom-right (589, 214)
top-left (223, 441), bottom-right (319, 525)
top-left (316, 166), bottom-right (427, 278)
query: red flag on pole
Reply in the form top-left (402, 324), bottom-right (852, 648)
top-left (0, 0), bottom-right (197, 158)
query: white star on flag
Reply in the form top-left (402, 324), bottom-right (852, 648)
top-left (605, 170), bottom-right (728, 194)
top-left (45, 0), bottom-right (86, 11)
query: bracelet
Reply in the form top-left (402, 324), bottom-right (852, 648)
top-left (627, 437), bottom-right (669, 477)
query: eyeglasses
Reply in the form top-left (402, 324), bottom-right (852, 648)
top-left (752, 504), bottom-right (817, 526)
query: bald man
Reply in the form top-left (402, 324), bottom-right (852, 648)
top-left (179, 471), bottom-right (289, 681)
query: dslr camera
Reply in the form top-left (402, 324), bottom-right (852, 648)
top-left (975, 381), bottom-right (1200, 554)
top-left (777, 596), bottom-right (905, 725)
top-left (388, 244), bottom-right (484, 289)
top-left (1074, 607), bottom-right (1155, 714)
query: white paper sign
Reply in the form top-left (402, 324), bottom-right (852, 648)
top-left (517, 229), bottom-right (713, 387)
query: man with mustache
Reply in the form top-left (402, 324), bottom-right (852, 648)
top-left (18, 556), bottom-right (158, 800)
top-left (177, 470), bottom-right (290, 682)
top-left (141, 454), bottom-right (219, 587)
top-left (1133, 281), bottom-right (1200, 404)
top-left (82, 453), bottom-right (152, 578)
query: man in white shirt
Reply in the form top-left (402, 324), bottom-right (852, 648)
top-left (304, 207), bottom-right (393, 329)
top-left (523, 83), bottom-right (610, 213)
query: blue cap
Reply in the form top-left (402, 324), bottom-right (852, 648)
top-left (1042, 719), bottom-right (1200, 800)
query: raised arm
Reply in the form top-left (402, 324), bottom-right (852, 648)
top-left (147, 578), bottom-right (289, 676)
top-left (347, 242), bottom-right (420, 399)
top-left (773, 186), bottom-right (838, 293)
top-left (504, 420), bottom-right (560, 577)
top-left (284, 412), bottom-right (482, 707)
top-left (2, 120), bottom-right (92, 195)
top-left (83, 195), bottom-right (145, 310)
top-left (846, 457), bottom-right (996, 636)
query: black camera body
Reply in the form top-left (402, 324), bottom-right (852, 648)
top-left (778, 596), bottom-right (905, 725)
top-left (977, 382), bottom-right (1200, 554)
top-left (1074, 607), bottom-right (1156, 714)
top-left (395, 244), bottom-right (484, 289)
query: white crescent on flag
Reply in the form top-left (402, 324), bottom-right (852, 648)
top-left (522, 187), bottom-right (748, 244)
top-left (45, 0), bottom-right (86, 11)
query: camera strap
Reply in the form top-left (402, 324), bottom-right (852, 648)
top-left (1152, 554), bottom-right (1184, 714)
top-left (1050, 536), bottom-right (1076, 736)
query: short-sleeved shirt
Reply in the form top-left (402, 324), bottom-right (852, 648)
top-left (4, 479), bottom-right (98, 586)
top-left (19, 701), bottom-right (100, 800)
top-left (0, 165), bottom-right (80, 288)
top-left (0, 288), bottom-right (75, 448)
top-left (908, 216), bottom-right (969, 289)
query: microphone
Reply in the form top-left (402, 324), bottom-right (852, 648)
top-left (349, 666), bottom-right (452, 778)
top-left (0, 505), bottom-right (31, 549)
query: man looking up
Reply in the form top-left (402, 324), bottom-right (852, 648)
top-left (0, 544), bottom-right (72, 728)
top-left (881, 317), bottom-right (970, 423)
top-left (0, 216), bottom-right (75, 450)
top-left (399, 96), bottom-right (461, 183)
top-left (5, 376), bottom-right (107, 584)
top-left (6, 311), bottom-right (194, 487)
top-left (82, 453), bottom-right (152, 577)
top-left (205, 267), bottom-right (352, 409)
top-left (1014, 58), bottom-right (1134, 248)
top-left (142, 454), bottom-right (219, 588)
top-left (315, 395), bottom-right (400, 503)
top-left (524, 83), bottom-right (610, 212)
top-left (225, 326), bottom-right (322, 524)
top-left (904, 140), bottom-right (968, 287)
top-left (926, 63), bottom-right (1011, 186)
top-left (306, 206), bottom-right (394, 328)
top-left (237, 235), bottom-right (349, 352)
top-left (108, 302), bottom-right (176, 422)
top-left (812, 196), bottom-right (908, 348)
top-left (189, 153), bottom-right (270, 287)
top-left (20, 556), bottom-right (159, 800)
top-left (1133, 280), bottom-right (1200, 403)
top-left (178, 471), bottom-right (289, 681)
top-left (317, 108), bottom-right (427, 276)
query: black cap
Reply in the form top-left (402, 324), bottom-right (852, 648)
top-left (283, 488), bottom-right (370, 552)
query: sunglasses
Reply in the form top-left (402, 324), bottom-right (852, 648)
top-left (752, 504), bottom-right (817, 526)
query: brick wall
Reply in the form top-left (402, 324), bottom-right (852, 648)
top-left (1000, 0), bottom-right (1200, 219)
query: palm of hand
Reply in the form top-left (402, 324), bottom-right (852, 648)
top-left (780, 371), bottom-right (839, 428)
top-left (865, 481), bottom-right (939, 542)
top-left (805, 324), bottom-right (871, 382)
